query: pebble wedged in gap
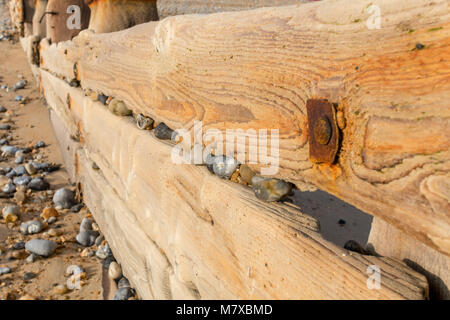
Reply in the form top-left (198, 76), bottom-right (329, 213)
top-left (344, 240), bottom-right (369, 255)
top-left (53, 188), bottom-right (76, 209)
top-left (108, 99), bottom-right (132, 116)
top-left (118, 277), bottom-right (130, 289)
top-left (28, 178), bottom-right (50, 191)
top-left (239, 165), bottom-right (256, 185)
top-left (136, 114), bottom-right (154, 130)
top-left (113, 287), bottom-right (133, 300)
top-left (80, 217), bottom-right (93, 232)
top-left (108, 261), bottom-right (122, 280)
top-left (25, 239), bottom-right (57, 257)
top-left (96, 243), bottom-right (112, 260)
top-left (76, 231), bottom-right (99, 247)
top-left (251, 176), bottom-right (292, 202)
top-left (98, 94), bottom-right (108, 105)
top-left (206, 155), bottom-right (239, 179)
top-left (154, 123), bottom-right (176, 140)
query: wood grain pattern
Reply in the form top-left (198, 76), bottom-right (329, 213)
top-left (41, 69), bottom-right (429, 300)
top-left (39, 0), bottom-right (450, 256)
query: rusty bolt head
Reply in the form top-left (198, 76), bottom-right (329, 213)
top-left (314, 117), bottom-right (332, 145)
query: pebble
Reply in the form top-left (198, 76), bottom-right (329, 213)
top-left (118, 277), bottom-right (130, 289)
top-left (108, 99), bottom-right (132, 116)
top-left (2, 181), bottom-right (16, 194)
top-left (98, 93), bottom-right (108, 105)
top-left (136, 114), bottom-right (154, 130)
top-left (344, 240), bottom-right (368, 255)
top-left (13, 80), bottom-right (27, 90)
top-left (76, 231), bottom-right (99, 247)
top-left (13, 175), bottom-right (31, 186)
top-left (239, 165), bottom-right (256, 185)
top-left (251, 176), bottom-right (292, 202)
top-left (0, 106), bottom-right (6, 113)
top-left (80, 248), bottom-right (94, 258)
top-left (14, 95), bottom-right (23, 102)
top-left (14, 189), bottom-right (26, 203)
top-left (28, 178), bottom-right (50, 191)
top-left (96, 243), bottom-right (112, 260)
top-left (1, 146), bottom-right (18, 156)
top-left (13, 241), bottom-right (25, 250)
top-left (11, 250), bottom-right (27, 259)
top-left (108, 262), bottom-right (122, 280)
top-left (0, 124), bottom-right (10, 130)
top-left (53, 284), bottom-right (69, 295)
top-left (47, 216), bottom-right (57, 224)
top-left (206, 155), bottom-right (239, 179)
top-left (23, 272), bottom-right (36, 281)
top-left (0, 138), bottom-right (7, 145)
top-left (154, 123), bottom-right (176, 140)
top-left (80, 217), bottom-right (93, 232)
top-left (47, 228), bottom-right (61, 237)
top-left (13, 166), bottom-right (26, 176)
top-left (34, 141), bottom-right (45, 148)
top-left (26, 253), bottom-right (35, 263)
top-left (41, 207), bottom-right (59, 221)
top-left (113, 287), bottom-right (133, 300)
top-left (14, 155), bottom-right (24, 164)
top-left (2, 205), bottom-right (20, 222)
top-left (0, 267), bottom-right (11, 275)
top-left (19, 220), bottom-right (43, 235)
top-left (53, 188), bottom-right (76, 209)
top-left (95, 235), bottom-right (104, 246)
top-left (25, 239), bottom-right (57, 257)
top-left (71, 203), bottom-right (84, 213)
top-left (24, 163), bottom-right (37, 175)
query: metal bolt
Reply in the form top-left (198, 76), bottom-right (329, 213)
top-left (314, 117), bottom-right (332, 145)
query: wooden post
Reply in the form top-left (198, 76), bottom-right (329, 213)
top-left (85, 0), bottom-right (158, 34)
top-left (32, 0), bottom-right (47, 38)
top-left (45, 0), bottom-right (90, 43)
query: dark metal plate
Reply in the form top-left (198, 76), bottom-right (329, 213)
top-left (306, 99), bottom-right (339, 164)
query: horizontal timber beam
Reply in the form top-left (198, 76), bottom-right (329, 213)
top-left (38, 0), bottom-right (450, 257)
top-left (40, 69), bottom-right (428, 300)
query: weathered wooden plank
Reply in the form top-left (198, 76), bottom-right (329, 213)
top-left (39, 0), bottom-right (450, 256)
top-left (41, 69), bottom-right (429, 300)
top-left (156, 0), bottom-right (316, 19)
top-left (32, 0), bottom-right (47, 38)
top-left (368, 217), bottom-right (450, 300)
top-left (85, 0), bottom-right (158, 34)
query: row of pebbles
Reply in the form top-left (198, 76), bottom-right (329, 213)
top-left (85, 90), bottom-right (294, 202)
